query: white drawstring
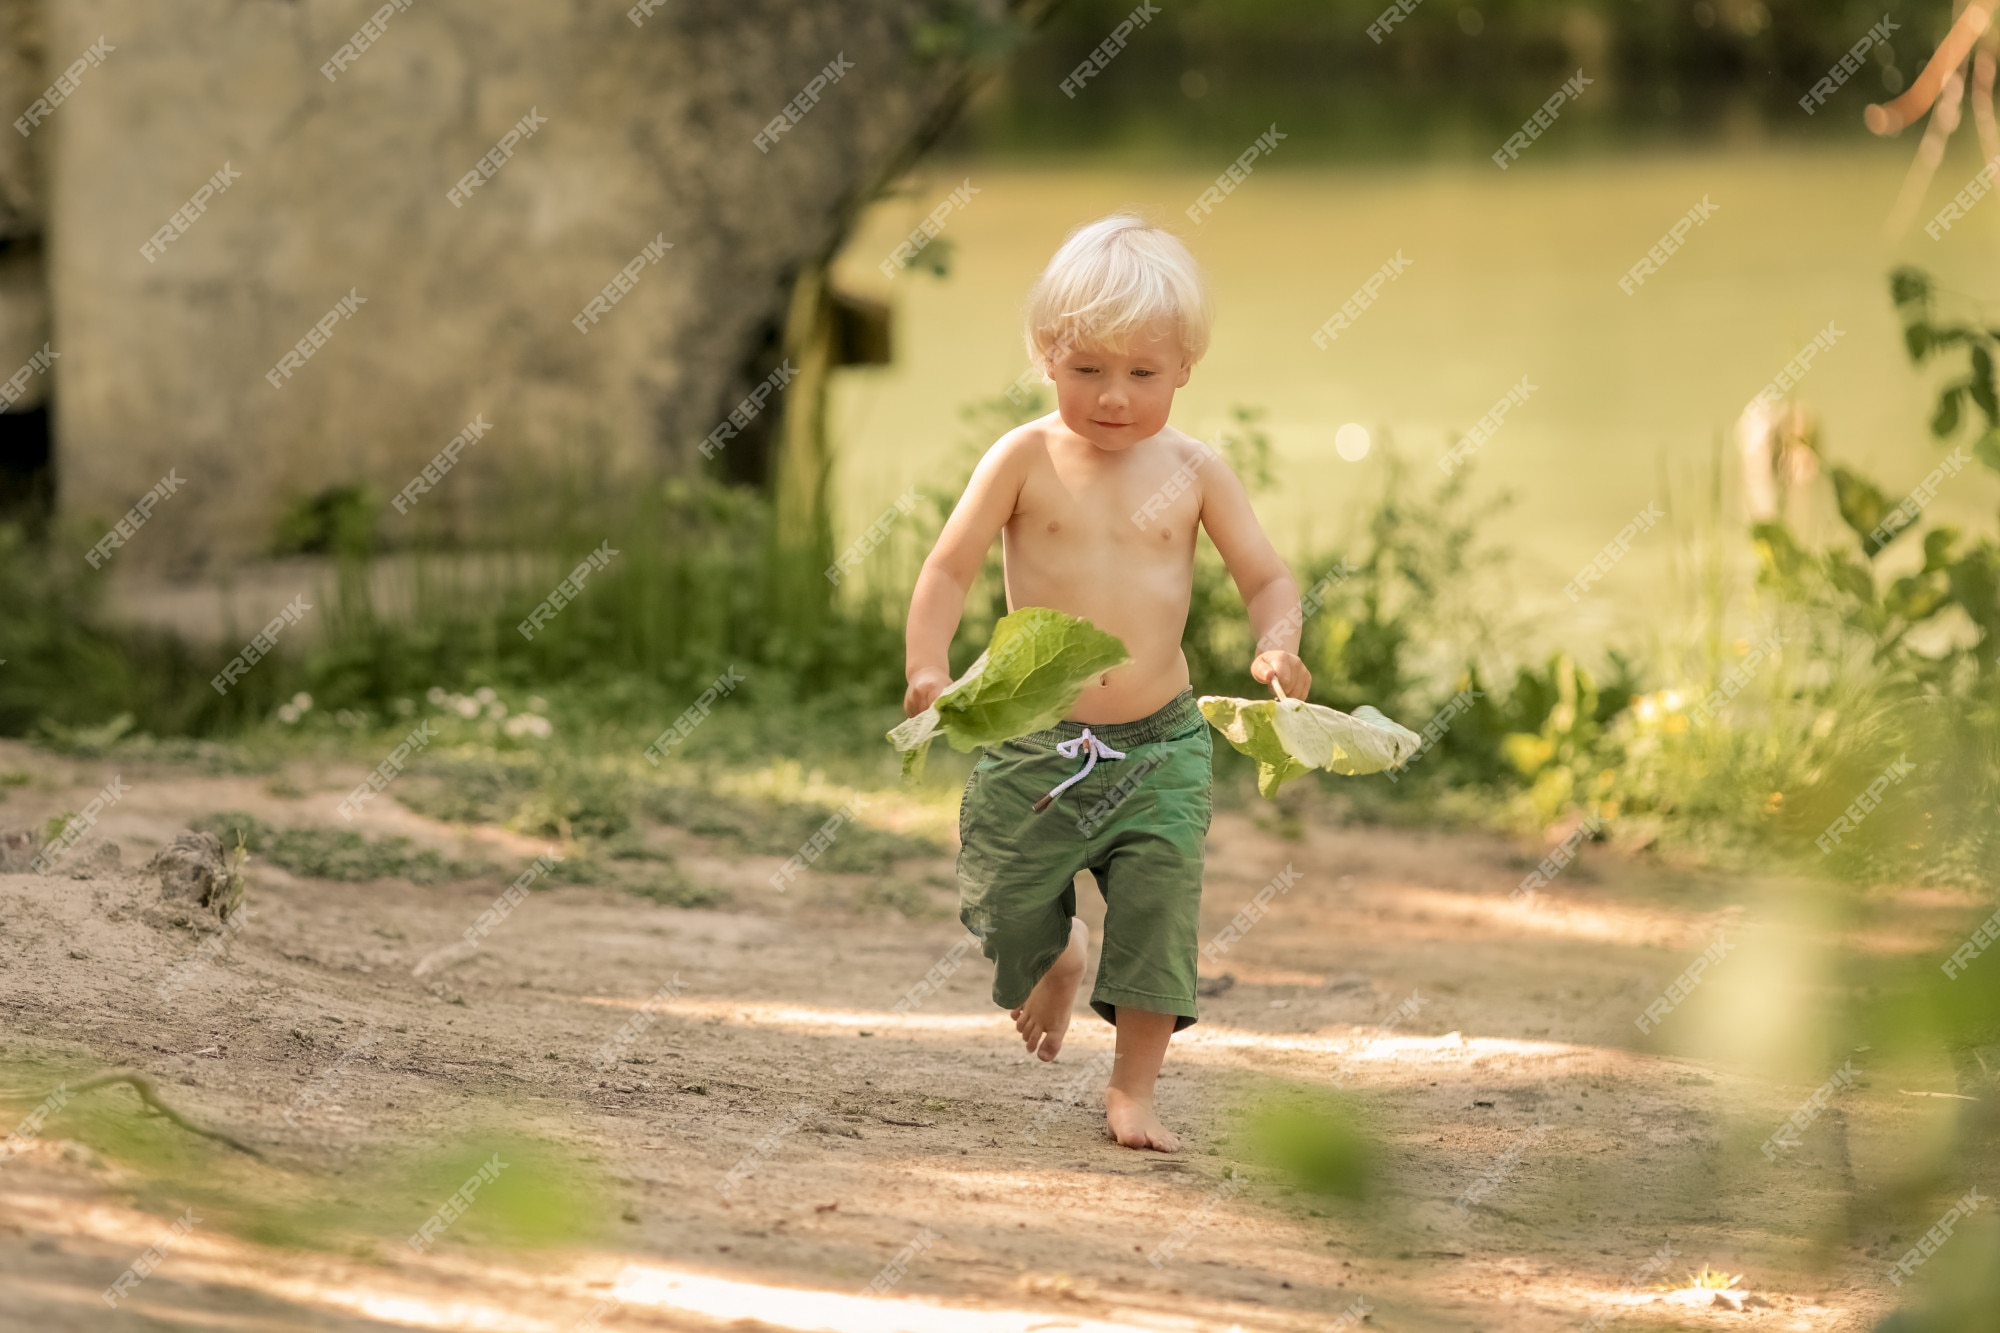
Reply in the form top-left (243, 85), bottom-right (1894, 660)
top-left (1032, 728), bottom-right (1127, 812)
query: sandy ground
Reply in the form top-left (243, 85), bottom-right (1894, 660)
top-left (0, 737), bottom-right (1955, 1333)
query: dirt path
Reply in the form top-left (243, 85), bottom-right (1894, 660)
top-left (0, 739), bottom-right (1930, 1331)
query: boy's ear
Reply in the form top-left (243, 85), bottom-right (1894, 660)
top-left (1174, 359), bottom-right (1192, 389)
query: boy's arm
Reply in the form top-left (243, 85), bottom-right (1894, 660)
top-left (1197, 449), bottom-right (1313, 699)
top-left (903, 435), bottom-right (1028, 716)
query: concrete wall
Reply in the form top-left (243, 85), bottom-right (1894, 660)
top-left (31, 0), bottom-right (984, 572)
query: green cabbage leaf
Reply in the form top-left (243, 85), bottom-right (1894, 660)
top-left (888, 608), bottom-right (1130, 782)
top-left (1198, 695), bottom-right (1421, 797)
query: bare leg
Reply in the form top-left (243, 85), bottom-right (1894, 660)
top-left (1104, 1006), bottom-right (1180, 1152)
top-left (1011, 918), bottom-right (1086, 1062)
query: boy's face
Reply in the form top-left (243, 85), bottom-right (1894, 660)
top-left (1046, 325), bottom-right (1191, 451)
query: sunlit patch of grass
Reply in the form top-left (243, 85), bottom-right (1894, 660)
top-left (1663, 1264), bottom-right (1741, 1291)
top-left (2, 1061), bottom-right (614, 1258)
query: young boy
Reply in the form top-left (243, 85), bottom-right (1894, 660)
top-left (902, 214), bottom-right (1310, 1153)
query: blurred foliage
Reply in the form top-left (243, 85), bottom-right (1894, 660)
top-left (961, 0), bottom-right (1948, 159)
top-left (1244, 1089), bottom-right (1375, 1202)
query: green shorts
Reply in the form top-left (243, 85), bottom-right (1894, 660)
top-left (956, 689), bottom-right (1213, 1031)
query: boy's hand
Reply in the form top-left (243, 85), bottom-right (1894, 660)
top-left (904, 666), bottom-right (952, 717)
top-left (1251, 650), bottom-right (1311, 701)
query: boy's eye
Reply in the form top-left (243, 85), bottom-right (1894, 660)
top-left (1132, 369), bottom-right (1154, 377)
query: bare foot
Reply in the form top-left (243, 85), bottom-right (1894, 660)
top-left (1010, 918), bottom-right (1086, 1062)
top-left (1105, 1085), bottom-right (1180, 1152)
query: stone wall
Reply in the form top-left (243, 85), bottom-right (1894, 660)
top-left (22, 0), bottom-right (992, 571)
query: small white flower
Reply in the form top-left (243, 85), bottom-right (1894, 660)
top-left (474, 686), bottom-right (497, 705)
top-left (454, 696), bottom-right (481, 719)
top-left (504, 713), bottom-right (553, 739)
top-left (291, 691), bottom-right (313, 711)
top-left (277, 704), bottom-right (300, 725)
top-left (426, 686), bottom-right (448, 706)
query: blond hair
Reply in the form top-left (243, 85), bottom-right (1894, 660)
top-left (1024, 214), bottom-right (1211, 369)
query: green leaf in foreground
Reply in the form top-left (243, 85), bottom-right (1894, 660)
top-left (887, 608), bottom-right (1130, 782)
top-left (1199, 695), bottom-right (1421, 797)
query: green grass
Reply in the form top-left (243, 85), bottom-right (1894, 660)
top-left (189, 811), bottom-right (490, 886)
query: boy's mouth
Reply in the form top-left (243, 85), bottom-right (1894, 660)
top-left (1092, 420), bottom-right (1135, 429)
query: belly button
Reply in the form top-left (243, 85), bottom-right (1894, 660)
top-left (1047, 520), bottom-right (1060, 532)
